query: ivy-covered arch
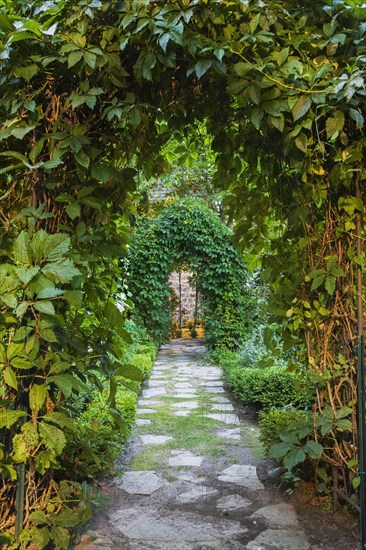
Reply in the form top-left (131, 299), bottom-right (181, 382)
top-left (129, 197), bottom-right (252, 348)
top-left (1, 0), bottom-right (366, 542)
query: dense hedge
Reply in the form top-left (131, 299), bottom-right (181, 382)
top-left (214, 346), bottom-right (313, 411)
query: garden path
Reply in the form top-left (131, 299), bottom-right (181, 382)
top-left (74, 340), bottom-right (358, 550)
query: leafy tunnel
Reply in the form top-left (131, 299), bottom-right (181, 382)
top-left (129, 197), bottom-right (253, 348)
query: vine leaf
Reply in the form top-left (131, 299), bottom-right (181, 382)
top-left (326, 110), bottom-right (345, 139)
top-left (292, 95), bottom-right (312, 121)
top-left (30, 384), bottom-right (47, 413)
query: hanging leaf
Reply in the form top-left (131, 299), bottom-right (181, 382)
top-left (13, 231), bottom-right (33, 264)
top-left (29, 384), bottom-right (47, 413)
top-left (3, 367), bottom-right (18, 390)
top-left (34, 300), bottom-right (56, 315)
top-left (326, 110), bottom-right (345, 139)
top-left (37, 287), bottom-right (64, 299)
top-left (39, 422), bottom-right (66, 454)
top-left (66, 202), bottom-right (81, 219)
top-left (195, 59), bottom-right (211, 79)
top-left (0, 409), bottom-right (27, 429)
top-left (42, 260), bottom-right (81, 283)
top-left (292, 95), bottom-right (312, 122)
top-left (51, 526), bottom-right (70, 549)
top-left (303, 440), bottom-right (323, 458)
top-left (325, 275), bottom-right (336, 295)
top-left (15, 266), bottom-right (40, 285)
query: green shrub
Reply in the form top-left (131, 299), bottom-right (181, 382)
top-left (263, 410), bottom-right (323, 485)
top-left (258, 408), bottom-right (309, 452)
top-left (61, 320), bottom-right (158, 480)
top-left (224, 364), bottom-right (305, 410)
top-left (124, 319), bottom-right (154, 344)
top-left (136, 344), bottom-right (157, 362)
top-left (211, 345), bottom-right (313, 411)
top-left (129, 353), bottom-right (153, 379)
top-left (209, 347), bottom-right (242, 371)
top-left (63, 387), bottom-right (138, 479)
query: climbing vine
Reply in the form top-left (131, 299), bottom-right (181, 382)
top-left (0, 0), bottom-right (365, 544)
top-left (129, 197), bottom-right (254, 348)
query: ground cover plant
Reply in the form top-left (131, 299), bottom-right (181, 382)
top-left (0, 0), bottom-right (365, 545)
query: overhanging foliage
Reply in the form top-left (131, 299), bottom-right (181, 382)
top-left (0, 0), bottom-right (365, 544)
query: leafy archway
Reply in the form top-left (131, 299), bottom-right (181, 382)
top-left (0, 0), bottom-right (366, 543)
top-left (129, 197), bottom-right (252, 348)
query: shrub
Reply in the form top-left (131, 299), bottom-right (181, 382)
top-left (258, 408), bottom-right (309, 453)
top-left (62, 320), bottom-right (158, 480)
top-left (129, 353), bottom-right (153, 379)
top-left (264, 410), bottom-right (323, 485)
top-left (209, 347), bottom-right (242, 371)
top-left (136, 344), bottom-right (158, 362)
top-left (124, 319), bottom-right (154, 344)
top-left (224, 366), bottom-right (305, 410)
top-left (212, 344), bottom-right (313, 411)
top-left (63, 387), bottom-right (138, 479)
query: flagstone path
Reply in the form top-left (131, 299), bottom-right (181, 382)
top-left (74, 340), bottom-right (359, 550)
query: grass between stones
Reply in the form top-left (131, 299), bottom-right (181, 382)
top-left (131, 404), bottom-right (264, 471)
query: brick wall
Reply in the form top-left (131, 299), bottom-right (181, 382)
top-left (169, 271), bottom-right (201, 322)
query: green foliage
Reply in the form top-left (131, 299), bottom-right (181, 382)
top-left (225, 365), bottom-right (311, 411)
top-left (61, 322), bottom-right (155, 480)
top-left (259, 408), bottom-right (310, 453)
top-left (266, 413), bottom-right (323, 484)
top-left (0, 0), bottom-right (365, 537)
top-left (213, 344), bottom-right (313, 411)
top-left (128, 353), bottom-right (153, 381)
top-left (129, 197), bottom-right (255, 348)
top-left (64, 387), bottom-right (138, 480)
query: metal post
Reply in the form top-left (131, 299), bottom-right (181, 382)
top-left (356, 186), bottom-right (366, 549)
top-left (15, 462), bottom-right (25, 540)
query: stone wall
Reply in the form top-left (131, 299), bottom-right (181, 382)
top-left (169, 271), bottom-right (200, 322)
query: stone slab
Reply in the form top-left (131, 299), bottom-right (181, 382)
top-left (142, 388), bottom-right (167, 398)
top-left (171, 401), bottom-right (199, 409)
top-left (218, 465), bottom-right (264, 491)
top-left (141, 434), bottom-right (172, 445)
top-left (246, 529), bottom-right (310, 550)
top-left (211, 404), bottom-right (234, 412)
top-left (177, 486), bottom-right (218, 503)
top-left (173, 393), bottom-right (197, 398)
top-left (216, 495), bottom-right (252, 512)
top-left (136, 419), bottom-right (152, 426)
top-left (138, 399), bottom-right (160, 406)
top-left (216, 428), bottom-right (241, 440)
top-left (147, 380), bottom-right (167, 387)
top-left (251, 503), bottom-right (299, 528)
top-left (178, 473), bottom-right (208, 485)
top-left (110, 507), bottom-right (247, 541)
top-left (117, 471), bottom-right (166, 495)
top-left (205, 413), bottom-right (240, 425)
top-left (210, 396), bottom-right (230, 403)
top-left (174, 410), bottom-right (192, 417)
top-left (169, 450), bottom-right (203, 467)
top-left (204, 387), bottom-right (225, 393)
top-left (137, 408), bottom-right (157, 414)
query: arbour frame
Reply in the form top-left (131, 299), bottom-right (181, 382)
top-left (0, 0), bottom-right (365, 542)
top-left (129, 197), bottom-right (253, 347)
